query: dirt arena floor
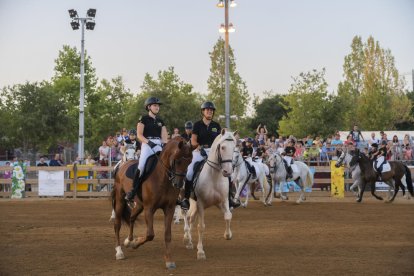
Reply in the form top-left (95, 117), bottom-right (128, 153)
top-left (0, 192), bottom-right (413, 276)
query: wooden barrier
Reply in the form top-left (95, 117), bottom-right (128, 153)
top-left (0, 165), bottom-right (413, 198)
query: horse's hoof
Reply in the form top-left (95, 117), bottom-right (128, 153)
top-left (174, 221), bottom-right (180, 225)
top-left (116, 252), bottom-right (125, 260)
top-left (197, 252), bottom-right (206, 260)
top-left (356, 199), bottom-right (362, 203)
top-left (165, 262), bottom-right (176, 269)
top-left (224, 233), bottom-right (232, 240)
top-left (186, 243), bottom-right (194, 250)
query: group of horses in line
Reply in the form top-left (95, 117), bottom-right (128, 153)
top-left (109, 130), bottom-right (413, 269)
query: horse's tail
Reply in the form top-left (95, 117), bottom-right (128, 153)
top-left (306, 167), bottom-right (313, 188)
top-left (111, 185), bottom-right (131, 226)
top-left (404, 165), bottom-right (413, 196)
top-left (112, 162), bottom-right (120, 179)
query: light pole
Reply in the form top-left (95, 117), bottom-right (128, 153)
top-left (68, 9), bottom-right (96, 162)
top-left (217, 0), bottom-right (236, 129)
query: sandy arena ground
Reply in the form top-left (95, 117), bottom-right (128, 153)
top-left (0, 192), bottom-right (413, 275)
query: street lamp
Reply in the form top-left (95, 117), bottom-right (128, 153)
top-left (217, 0), bottom-right (236, 129)
top-left (68, 8), bottom-right (97, 163)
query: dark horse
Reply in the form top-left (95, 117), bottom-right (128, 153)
top-left (349, 149), bottom-right (413, 203)
top-left (111, 137), bottom-right (192, 269)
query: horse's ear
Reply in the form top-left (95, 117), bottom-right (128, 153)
top-left (233, 130), bottom-right (239, 136)
top-left (221, 128), bottom-right (226, 135)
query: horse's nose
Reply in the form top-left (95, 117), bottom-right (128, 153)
top-left (223, 169), bottom-right (228, 175)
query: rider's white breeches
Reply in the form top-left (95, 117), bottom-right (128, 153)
top-left (283, 156), bottom-right (293, 166)
top-left (138, 139), bottom-right (162, 176)
top-left (373, 156), bottom-right (385, 171)
top-left (186, 148), bottom-right (210, 181)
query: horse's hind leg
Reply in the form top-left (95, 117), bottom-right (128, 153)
top-left (114, 194), bottom-right (126, 260)
top-left (386, 179), bottom-right (398, 203)
top-left (183, 200), bottom-right (197, 249)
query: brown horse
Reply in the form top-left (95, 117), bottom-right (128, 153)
top-left (349, 148), bottom-right (413, 202)
top-left (111, 137), bottom-right (192, 269)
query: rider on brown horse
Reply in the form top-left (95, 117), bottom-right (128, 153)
top-left (125, 97), bottom-right (168, 207)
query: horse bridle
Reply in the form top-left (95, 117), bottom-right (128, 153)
top-left (269, 152), bottom-right (283, 173)
top-left (206, 137), bottom-right (235, 171)
top-left (155, 151), bottom-right (192, 182)
top-left (232, 148), bottom-right (243, 169)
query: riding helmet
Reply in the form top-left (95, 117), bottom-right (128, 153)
top-left (184, 121), bottom-right (193, 130)
top-left (201, 101), bottom-right (216, 111)
top-left (247, 137), bottom-right (254, 143)
top-left (381, 140), bottom-right (387, 145)
top-left (371, 143), bottom-right (378, 148)
top-left (129, 129), bottom-right (137, 135)
top-left (144, 97), bottom-right (162, 110)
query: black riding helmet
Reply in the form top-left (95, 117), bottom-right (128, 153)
top-left (144, 97), bottom-right (162, 111)
top-left (129, 129), bottom-right (137, 135)
top-left (185, 121), bottom-right (193, 130)
top-left (201, 101), bottom-right (216, 111)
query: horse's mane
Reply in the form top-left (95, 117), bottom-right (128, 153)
top-left (163, 136), bottom-right (192, 159)
top-left (211, 130), bottom-right (235, 150)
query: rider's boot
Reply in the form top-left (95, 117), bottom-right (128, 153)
top-left (287, 165), bottom-right (293, 179)
top-left (179, 179), bottom-right (192, 211)
top-left (125, 169), bottom-right (141, 208)
top-left (228, 177), bottom-right (241, 209)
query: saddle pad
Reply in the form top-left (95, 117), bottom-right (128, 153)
top-left (125, 153), bottom-right (159, 181)
top-left (382, 162), bottom-right (391, 173)
top-left (291, 164), bottom-right (299, 174)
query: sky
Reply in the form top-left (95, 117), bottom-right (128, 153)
top-left (0, 0), bottom-right (413, 99)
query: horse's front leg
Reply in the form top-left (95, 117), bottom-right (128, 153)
top-left (386, 179), bottom-right (397, 203)
top-left (370, 180), bottom-right (383, 201)
top-left (163, 205), bottom-right (177, 269)
top-left (196, 203), bottom-right (207, 260)
top-left (124, 204), bottom-right (144, 248)
top-left (132, 207), bottom-right (155, 249)
top-left (222, 201), bottom-right (233, 240)
top-left (183, 200), bottom-right (197, 249)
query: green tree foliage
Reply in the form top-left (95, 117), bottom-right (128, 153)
top-left (0, 82), bottom-right (69, 154)
top-left (125, 67), bottom-right (202, 133)
top-left (86, 76), bottom-right (132, 153)
top-left (52, 45), bottom-right (98, 142)
top-left (207, 38), bottom-right (250, 131)
top-left (338, 36), bottom-right (412, 130)
top-left (249, 92), bottom-right (289, 137)
top-left (279, 69), bottom-right (340, 138)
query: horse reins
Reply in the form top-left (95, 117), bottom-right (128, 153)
top-left (206, 137), bottom-right (235, 171)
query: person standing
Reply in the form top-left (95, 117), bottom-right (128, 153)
top-left (350, 124), bottom-right (364, 148)
top-left (125, 97), bottom-right (168, 206)
top-left (179, 101), bottom-right (240, 210)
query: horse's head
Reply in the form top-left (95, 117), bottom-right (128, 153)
top-left (349, 148), bottom-right (361, 167)
top-left (210, 129), bottom-right (238, 177)
top-left (232, 146), bottom-right (242, 169)
top-left (125, 148), bottom-right (136, 161)
top-left (268, 152), bottom-right (282, 174)
top-left (335, 149), bottom-right (346, 167)
top-left (163, 137), bottom-right (193, 189)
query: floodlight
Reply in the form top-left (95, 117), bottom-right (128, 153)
top-left (228, 23), bottom-right (235, 33)
top-left (87, 9), bottom-right (96, 18)
top-left (219, 24), bottom-right (225, 33)
top-left (86, 21), bottom-right (95, 30)
top-left (68, 9), bottom-right (78, 18)
top-left (71, 21), bottom-right (80, 30)
top-left (217, 0), bottom-right (224, 8)
top-left (230, 0), bottom-right (237, 8)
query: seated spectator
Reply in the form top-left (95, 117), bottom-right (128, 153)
top-left (49, 154), bottom-right (63, 166)
top-left (403, 145), bottom-right (412, 164)
top-left (344, 134), bottom-right (354, 146)
top-left (305, 135), bottom-right (313, 147)
top-left (303, 141), bottom-right (320, 161)
top-left (171, 128), bottom-right (181, 139)
top-left (99, 140), bottom-right (110, 166)
top-left (331, 133), bottom-right (343, 150)
top-left (85, 154), bottom-right (96, 165)
top-left (294, 141), bottom-right (305, 160)
top-left (37, 157), bottom-right (49, 167)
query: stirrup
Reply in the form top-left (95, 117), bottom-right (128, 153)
top-left (180, 198), bottom-right (190, 210)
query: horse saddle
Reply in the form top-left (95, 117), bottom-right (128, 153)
top-left (192, 160), bottom-right (206, 185)
top-left (244, 160), bottom-right (257, 179)
top-left (125, 153), bottom-right (160, 181)
top-left (291, 163), bottom-right (299, 174)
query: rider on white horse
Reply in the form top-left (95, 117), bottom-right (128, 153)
top-left (120, 129), bottom-right (140, 161)
top-left (282, 139), bottom-right (296, 179)
top-left (125, 96), bottom-right (168, 207)
top-left (241, 137), bottom-right (257, 179)
top-left (179, 101), bottom-right (240, 210)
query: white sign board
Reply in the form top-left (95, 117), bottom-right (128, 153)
top-left (38, 170), bottom-right (64, 196)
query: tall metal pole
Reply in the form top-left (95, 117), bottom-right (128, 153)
top-left (79, 19), bottom-right (85, 162)
top-left (412, 69), bottom-right (414, 92)
top-left (224, 0), bottom-right (230, 129)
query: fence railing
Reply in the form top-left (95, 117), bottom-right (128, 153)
top-left (0, 164), bottom-right (413, 198)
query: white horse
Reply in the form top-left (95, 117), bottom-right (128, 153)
top-left (268, 152), bottom-right (313, 204)
top-left (183, 129), bottom-right (237, 260)
top-left (232, 147), bottom-right (272, 207)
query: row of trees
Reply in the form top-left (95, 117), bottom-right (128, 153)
top-left (0, 36), bottom-right (413, 157)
